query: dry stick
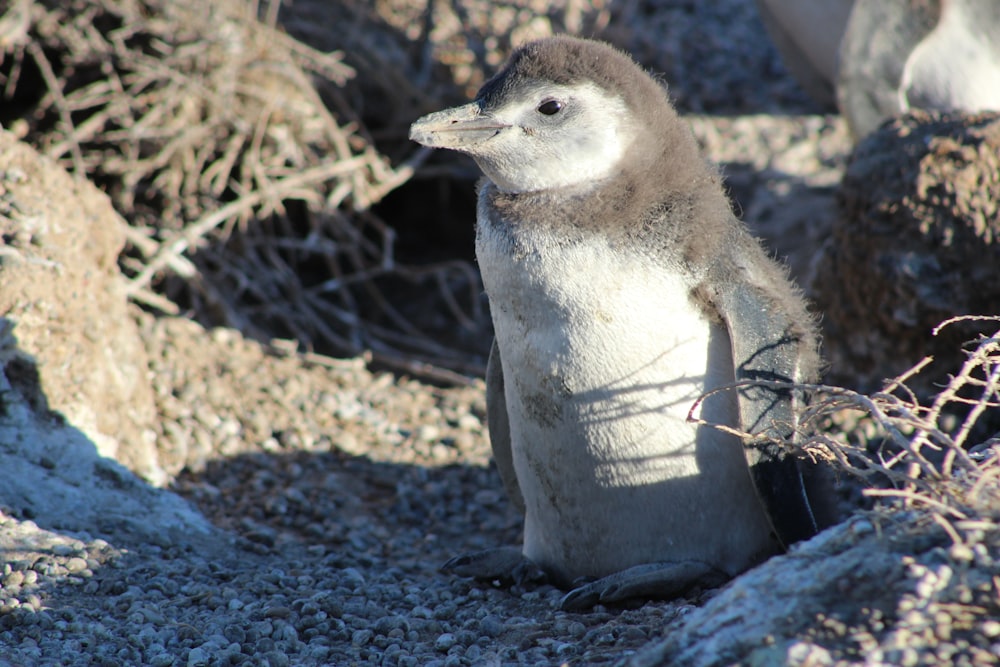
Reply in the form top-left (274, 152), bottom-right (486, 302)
top-left (264, 20), bottom-right (355, 85)
top-left (864, 488), bottom-right (969, 519)
top-left (126, 158), bottom-right (373, 294)
top-left (27, 42), bottom-right (86, 176)
top-left (267, 344), bottom-right (368, 372)
top-left (364, 320), bottom-right (482, 363)
top-left (950, 336), bottom-right (1000, 454)
top-left (966, 465), bottom-right (1000, 513)
top-left (292, 298), bottom-right (363, 356)
top-left (46, 98), bottom-right (115, 160)
top-left (870, 395), bottom-right (954, 475)
top-left (931, 511), bottom-right (964, 546)
top-left (365, 148), bottom-right (434, 205)
top-left (121, 225), bottom-right (196, 278)
top-left (933, 315), bottom-right (1000, 335)
top-left (208, 252), bottom-right (276, 309)
top-left (805, 436), bottom-right (854, 470)
top-left (928, 319), bottom-right (1000, 426)
top-left (690, 380), bottom-right (944, 478)
top-left (61, 76), bottom-right (118, 112)
top-left (311, 267), bottom-right (393, 294)
top-left (128, 286), bottom-right (181, 315)
top-left (285, 64), bottom-right (356, 164)
top-left (359, 280), bottom-right (434, 343)
top-left (319, 224), bottom-right (363, 320)
top-left (433, 267), bottom-right (479, 331)
top-left (881, 446), bottom-right (912, 471)
top-left (852, 393), bottom-right (947, 479)
top-left (366, 211), bottom-right (399, 271)
top-left (185, 132), bottom-right (222, 202)
top-left (414, 0), bottom-right (436, 88)
top-left (191, 273), bottom-right (257, 336)
top-left (367, 351), bottom-right (479, 387)
top-left (919, 331), bottom-right (999, 475)
top-left (125, 192), bottom-right (266, 295)
top-left (202, 133), bottom-right (247, 197)
top-left (245, 100), bottom-right (278, 213)
top-left (1, 42), bottom-right (25, 98)
top-left (301, 289), bottom-right (363, 331)
top-left (260, 0), bottom-right (281, 28)
top-left (882, 356), bottom-right (933, 402)
top-left (955, 518), bottom-right (1000, 535)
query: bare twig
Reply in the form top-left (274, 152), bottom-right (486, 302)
top-left (5, 0), bottom-right (490, 377)
top-left (690, 323), bottom-right (1000, 533)
top-left (864, 488), bottom-right (968, 520)
top-left (26, 42), bottom-right (86, 176)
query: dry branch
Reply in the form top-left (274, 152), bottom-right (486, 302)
top-left (0, 0), bottom-right (486, 379)
top-left (691, 317), bottom-right (1000, 537)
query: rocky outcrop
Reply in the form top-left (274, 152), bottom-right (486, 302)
top-left (0, 130), bottom-right (219, 548)
top-left (629, 511), bottom-right (1000, 666)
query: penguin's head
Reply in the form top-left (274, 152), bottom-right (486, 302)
top-left (410, 36), bottom-right (678, 194)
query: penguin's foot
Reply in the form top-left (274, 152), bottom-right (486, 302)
top-left (559, 560), bottom-right (728, 611)
top-left (441, 547), bottom-right (548, 586)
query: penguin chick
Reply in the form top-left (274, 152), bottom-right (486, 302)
top-left (837, 0), bottom-right (1000, 139)
top-left (410, 36), bottom-right (825, 611)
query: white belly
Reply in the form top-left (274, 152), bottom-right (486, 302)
top-left (476, 214), bottom-right (778, 583)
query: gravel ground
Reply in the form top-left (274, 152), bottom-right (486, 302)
top-left (0, 315), bottom-right (712, 666)
top-left (7, 1), bottom-right (985, 666)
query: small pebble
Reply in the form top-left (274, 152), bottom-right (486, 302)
top-left (435, 633), bottom-right (457, 651)
top-left (65, 558), bottom-right (89, 574)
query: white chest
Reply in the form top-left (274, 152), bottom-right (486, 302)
top-left (476, 202), bottom-right (776, 581)
top-left (477, 214), bottom-right (729, 484)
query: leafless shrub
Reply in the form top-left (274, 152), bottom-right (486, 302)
top-left (693, 316), bottom-right (1000, 537)
top-left (0, 0), bottom-right (484, 381)
top-left (805, 317), bottom-right (999, 518)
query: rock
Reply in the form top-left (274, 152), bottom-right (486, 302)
top-left (0, 130), bottom-right (161, 482)
top-left (810, 111), bottom-right (1000, 397)
top-left (627, 511), bottom-right (1000, 666)
top-left (0, 131), bottom-right (220, 549)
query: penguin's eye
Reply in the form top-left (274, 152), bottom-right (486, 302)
top-left (537, 99), bottom-right (563, 115)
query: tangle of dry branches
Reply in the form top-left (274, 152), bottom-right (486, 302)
top-left (0, 0), bottom-right (487, 380)
top-left (691, 316), bottom-right (1000, 538)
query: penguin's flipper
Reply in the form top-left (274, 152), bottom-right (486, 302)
top-left (716, 281), bottom-right (819, 548)
top-left (559, 561), bottom-right (728, 611)
top-left (486, 338), bottom-right (525, 515)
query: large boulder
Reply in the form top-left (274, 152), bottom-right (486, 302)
top-left (811, 111), bottom-right (1000, 396)
top-left (629, 511), bottom-right (1000, 666)
top-left (0, 130), bottom-right (160, 481)
top-left (0, 130), bottom-right (218, 548)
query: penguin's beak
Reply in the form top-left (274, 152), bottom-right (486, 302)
top-left (409, 102), bottom-right (510, 151)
